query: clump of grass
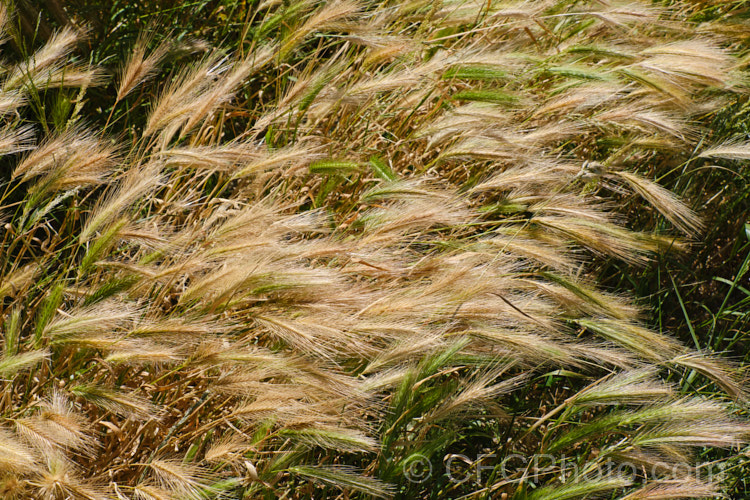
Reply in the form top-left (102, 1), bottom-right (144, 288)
top-left (1, 1), bottom-right (749, 499)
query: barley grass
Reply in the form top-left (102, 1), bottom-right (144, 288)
top-left (0, 1), bottom-right (749, 499)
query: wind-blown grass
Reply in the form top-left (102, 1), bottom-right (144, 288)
top-left (0, 1), bottom-right (749, 499)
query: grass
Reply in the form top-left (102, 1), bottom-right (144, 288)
top-left (0, 0), bottom-right (749, 499)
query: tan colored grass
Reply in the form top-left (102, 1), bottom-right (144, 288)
top-left (0, 1), bottom-right (748, 498)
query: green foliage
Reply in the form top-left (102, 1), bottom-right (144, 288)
top-left (0, 1), bottom-right (749, 499)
